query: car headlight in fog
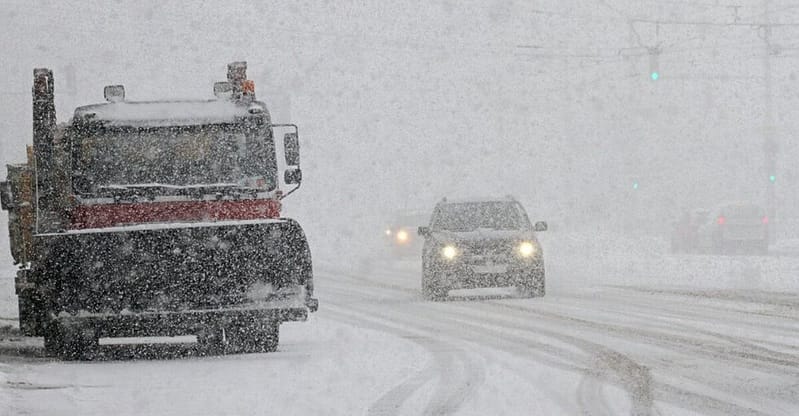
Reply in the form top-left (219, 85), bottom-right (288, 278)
top-left (396, 229), bottom-right (410, 243)
top-left (518, 241), bottom-right (537, 258)
top-left (385, 229), bottom-right (392, 236)
top-left (441, 245), bottom-right (458, 260)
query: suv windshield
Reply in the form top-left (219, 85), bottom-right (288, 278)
top-left (433, 202), bottom-right (526, 231)
top-left (72, 123), bottom-right (276, 194)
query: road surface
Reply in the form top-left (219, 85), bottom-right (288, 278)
top-left (1, 259), bottom-right (798, 415)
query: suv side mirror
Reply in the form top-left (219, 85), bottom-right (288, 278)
top-left (284, 168), bottom-right (302, 185)
top-left (534, 221), bottom-right (548, 232)
top-left (284, 132), bottom-right (300, 166)
top-left (418, 226), bottom-right (430, 238)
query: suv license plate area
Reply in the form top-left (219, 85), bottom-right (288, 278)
top-left (471, 264), bottom-right (508, 274)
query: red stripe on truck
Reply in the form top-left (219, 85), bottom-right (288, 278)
top-left (69, 199), bottom-right (281, 230)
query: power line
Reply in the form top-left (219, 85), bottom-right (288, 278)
top-left (629, 16), bottom-right (799, 27)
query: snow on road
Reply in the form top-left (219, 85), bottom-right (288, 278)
top-left (324, 254), bottom-right (799, 415)
top-left (0, 316), bottom-right (427, 416)
top-left (1, 237), bottom-right (799, 415)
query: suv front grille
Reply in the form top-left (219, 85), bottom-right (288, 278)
top-left (459, 239), bottom-right (516, 258)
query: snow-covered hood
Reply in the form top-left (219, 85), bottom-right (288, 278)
top-left (430, 228), bottom-right (537, 244)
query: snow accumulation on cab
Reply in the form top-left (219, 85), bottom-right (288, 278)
top-left (74, 100), bottom-right (268, 127)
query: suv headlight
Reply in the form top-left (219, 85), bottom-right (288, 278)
top-left (441, 245), bottom-right (459, 260)
top-left (396, 229), bottom-right (409, 243)
top-left (518, 241), bottom-right (537, 258)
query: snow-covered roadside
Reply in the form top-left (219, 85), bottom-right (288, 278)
top-left (0, 362), bottom-right (8, 415)
top-left (546, 232), bottom-right (799, 292)
top-left (1, 316), bottom-right (428, 416)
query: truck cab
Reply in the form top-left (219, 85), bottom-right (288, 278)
top-left (1, 62), bottom-right (317, 359)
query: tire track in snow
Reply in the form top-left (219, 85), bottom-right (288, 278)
top-left (432, 302), bottom-right (656, 416)
top-left (322, 270), bottom-right (786, 415)
top-left (323, 305), bottom-right (485, 416)
top-left (323, 280), bottom-right (641, 415)
top-left (576, 374), bottom-right (614, 416)
top-left (568, 289), bottom-right (799, 334)
top-left (560, 297), bottom-right (799, 364)
top-left (474, 301), bottom-right (787, 415)
top-left (489, 300), bottom-right (799, 378)
top-left (326, 270), bottom-right (656, 415)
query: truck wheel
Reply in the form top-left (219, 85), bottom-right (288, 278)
top-left (17, 289), bottom-right (46, 336)
top-left (421, 269), bottom-right (446, 301)
top-left (519, 271), bottom-right (545, 298)
top-left (235, 321), bottom-right (279, 353)
top-left (44, 322), bottom-right (99, 360)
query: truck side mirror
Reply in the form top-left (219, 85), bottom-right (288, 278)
top-left (418, 226), bottom-right (430, 238)
top-left (534, 221), bottom-right (548, 232)
top-left (284, 133), bottom-right (300, 166)
top-left (284, 168), bottom-right (302, 185)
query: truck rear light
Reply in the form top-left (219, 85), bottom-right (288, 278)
top-left (717, 216), bottom-right (726, 225)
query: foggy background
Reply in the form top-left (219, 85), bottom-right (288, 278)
top-left (1, 0), bottom-right (797, 277)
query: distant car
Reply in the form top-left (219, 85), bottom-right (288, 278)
top-left (672, 203), bottom-right (769, 254)
top-left (384, 211), bottom-right (429, 257)
top-left (418, 197), bottom-right (547, 300)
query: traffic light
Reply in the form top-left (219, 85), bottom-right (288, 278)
top-left (632, 180), bottom-right (639, 190)
top-left (648, 47), bottom-right (660, 81)
top-left (769, 174), bottom-right (776, 184)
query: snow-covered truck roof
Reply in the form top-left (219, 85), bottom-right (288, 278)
top-left (73, 100), bottom-right (270, 127)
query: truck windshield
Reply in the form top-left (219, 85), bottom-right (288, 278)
top-left (433, 202), bottom-right (526, 231)
top-left (72, 123), bottom-right (276, 194)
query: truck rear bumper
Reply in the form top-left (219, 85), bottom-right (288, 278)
top-left (52, 305), bottom-right (310, 339)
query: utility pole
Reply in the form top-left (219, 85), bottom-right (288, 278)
top-left (763, 0), bottom-right (777, 243)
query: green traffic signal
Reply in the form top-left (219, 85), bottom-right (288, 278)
top-left (632, 181), bottom-right (639, 190)
top-left (769, 174), bottom-right (776, 183)
top-left (650, 72), bottom-right (659, 81)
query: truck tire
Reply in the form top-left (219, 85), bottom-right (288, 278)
top-left (44, 322), bottom-right (99, 360)
top-left (199, 321), bottom-right (280, 355)
top-left (196, 326), bottom-right (225, 356)
top-left (421, 268), bottom-right (447, 301)
top-left (234, 321), bottom-right (279, 353)
top-left (17, 289), bottom-right (46, 336)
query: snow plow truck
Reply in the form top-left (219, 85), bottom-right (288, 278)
top-left (0, 62), bottom-right (318, 359)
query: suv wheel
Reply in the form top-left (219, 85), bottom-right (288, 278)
top-left (519, 270), bottom-right (545, 298)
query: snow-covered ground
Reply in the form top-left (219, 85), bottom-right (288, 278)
top-left (2, 234), bottom-right (798, 415)
top-left (0, 317), bottom-right (428, 416)
top-left (553, 235), bottom-right (799, 292)
top-left (2, 0), bottom-right (799, 414)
